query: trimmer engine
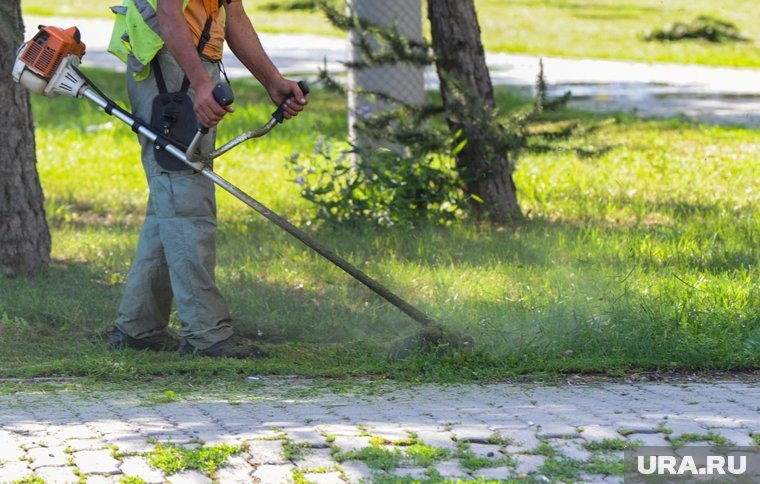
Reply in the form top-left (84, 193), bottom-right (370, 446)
top-left (12, 25), bottom-right (87, 98)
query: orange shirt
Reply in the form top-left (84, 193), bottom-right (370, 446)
top-left (183, 0), bottom-right (226, 60)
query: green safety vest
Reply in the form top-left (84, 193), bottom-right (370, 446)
top-left (108, 0), bottom-right (218, 80)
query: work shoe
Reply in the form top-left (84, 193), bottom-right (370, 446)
top-left (177, 336), bottom-right (266, 359)
top-left (108, 327), bottom-right (179, 352)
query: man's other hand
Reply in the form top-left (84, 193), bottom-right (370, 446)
top-left (269, 78), bottom-right (309, 120)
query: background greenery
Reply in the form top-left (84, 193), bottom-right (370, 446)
top-left (21, 0), bottom-right (760, 67)
top-left (0, 69), bottom-right (757, 381)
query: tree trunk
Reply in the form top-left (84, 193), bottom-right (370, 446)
top-left (0, 1), bottom-right (51, 276)
top-left (428, 0), bottom-right (522, 224)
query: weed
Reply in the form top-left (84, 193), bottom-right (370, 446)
top-left (144, 390), bottom-right (181, 406)
top-left (586, 455), bottom-right (624, 476)
top-left (670, 432), bottom-right (732, 448)
top-left (656, 423), bottom-right (673, 436)
top-left (583, 438), bottom-right (643, 452)
top-left (145, 442), bottom-right (245, 477)
top-left (11, 476), bottom-right (45, 484)
top-left (119, 476), bottom-right (148, 484)
top-left (333, 446), bottom-right (402, 471)
top-left (283, 440), bottom-right (311, 461)
top-left (539, 456), bottom-right (584, 482)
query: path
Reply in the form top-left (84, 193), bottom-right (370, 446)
top-left (23, 15), bottom-right (760, 127)
top-left (1, 378), bottom-right (759, 482)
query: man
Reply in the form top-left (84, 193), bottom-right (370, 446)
top-left (109, 0), bottom-right (308, 358)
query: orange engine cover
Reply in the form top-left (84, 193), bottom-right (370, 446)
top-left (20, 26), bottom-right (86, 80)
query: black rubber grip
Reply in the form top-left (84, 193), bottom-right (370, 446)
top-left (213, 82), bottom-right (234, 107)
top-left (272, 80), bottom-right (310, 124)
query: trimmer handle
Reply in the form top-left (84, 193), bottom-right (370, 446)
top-left (200, 82), bottom-right (235, 134)
top-left (272, 80), bottom-right (310, 124)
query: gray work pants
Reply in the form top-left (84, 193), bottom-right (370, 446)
top-left (114, 49), bottom-right (233, 349)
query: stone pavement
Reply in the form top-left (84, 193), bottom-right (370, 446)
top-left (1, 378), bottom-right (759, 483)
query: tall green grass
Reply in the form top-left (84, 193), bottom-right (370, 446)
top-left (0, 69), bottom-right (758, 380)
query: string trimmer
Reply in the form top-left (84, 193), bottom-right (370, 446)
top-left (13, 25), bottom-right (473, 359)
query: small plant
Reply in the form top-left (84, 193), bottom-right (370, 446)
top-left (283, 440), bottom-right (311, 461)
top-left (644, 15), bottom-right (748, 43)
top-left (333, 446), bottom-right (403, 471)
top-left (583, 438), bottom-right (644, 452)
top-left (119, 476), bottom-right (148, 484)
top-left (145, 442), bottom-right (245, 477)
top-left (539, 456), bottom-right (584, 482)
top-left (670, 432), bottom-right (731, 448)
top-left (145, 390), bottom-right (181, 405)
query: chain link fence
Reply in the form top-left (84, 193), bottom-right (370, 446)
top-left (346, 0), bottom-right (425, 148)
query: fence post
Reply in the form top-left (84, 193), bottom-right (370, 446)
top-left (346, 0), bottom-right (425, 152)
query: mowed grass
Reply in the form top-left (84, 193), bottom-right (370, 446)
top-left (22, 0), bottom-right (760, 67)
top-left (0, 69), bottom-right (758, 381)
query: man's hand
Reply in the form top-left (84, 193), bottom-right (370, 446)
top-left (268, 78), bottom-right (309, 120)
top-left (157, 0), bottom-right (232, 128)
top-left (193, 79), bottom-right (234, 128)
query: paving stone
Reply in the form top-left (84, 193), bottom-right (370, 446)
top-left (285, 427), bottom-right (329, 448)
top-left (301, 471), bottom-right (344, 483)
top-left (627, 433), bottom-right (670, 447)
top-left (434, 460), bottom-right (470, 479)
top-left (0, 462), bottom-right (33, 481)
top-left (247, 439), bottom-right (288, 465)
top-left (119, 456), bottom-right (166, 483)
top-left (580, 425), bottom-right (624, 442)
top-left (52, 425), bottom-right (101, 440)
top-left (553, 440), bottom-right (593, 462)
top-left (295, 448), bottom-right (335, 471)
top-left (450, 424), bottom-right (496, 442)
top-left (252, 463), bottom-right (295, 483)
top-left (316, 424), bottom-right (364, 437)
top-left (105, 434), bottom-right (155, 454)
top-left (393, 467), bottom-right (428, 479)
top-left (65, 438), bottom-right (109, 451)
top-left (472, 466), bottom-right (513, 480)
top-left (28, 446), bottom-right (70, 469)
top-left (214, 455), bottom-right (254, 482)
top-left (414, 430), bottom-right (458, 451)
top-left (366, 426), bottom-right (411, 442)
top-left (514, 454), bottom-right (545, 475)
top-left (500, 429), bottom-right (540, 451)
top-left (34, 466), bottom-right (81, 484)
top-left (73, 449), bottom-right (121, 475)
top-left (468, 443), bottom-right (503, 458)
top-left (339, 461), bottom-right (375, 483)
top-left (331, 436), bottom-right (373, 453)
top-left (167, 470), bottom-right (213, 484)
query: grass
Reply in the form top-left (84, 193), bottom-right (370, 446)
top-left (0, 68), bottom-right (759, 383)
top-left (21, 0), bottom-right (760, 67)
top-left (669, 432), bottom-right (732, 448)
top-left (145, 441), bottom-right (247, 477)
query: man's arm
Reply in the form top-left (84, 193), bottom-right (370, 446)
top-left (224, 0), bottom-right (307, 119)
top-left (157, 0), bottom-right (232, 127)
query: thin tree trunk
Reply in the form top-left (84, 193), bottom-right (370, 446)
top-left (0, 2), bottom-right (51, 275)
top-left (428, 0), bottom-right (522, 224)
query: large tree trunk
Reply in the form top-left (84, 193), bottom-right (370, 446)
top-left (0, 1), bottom-right (51, 275)
top-left (428, 0), bottom-right (522, 224)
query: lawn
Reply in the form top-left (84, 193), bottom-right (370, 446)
top-left (21, 0), bottom-right (760, 67)
top-left (0, 68), bottom-right (757, 381)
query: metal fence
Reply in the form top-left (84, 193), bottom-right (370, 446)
top-left (346, 0), bottom-right (425, 148)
